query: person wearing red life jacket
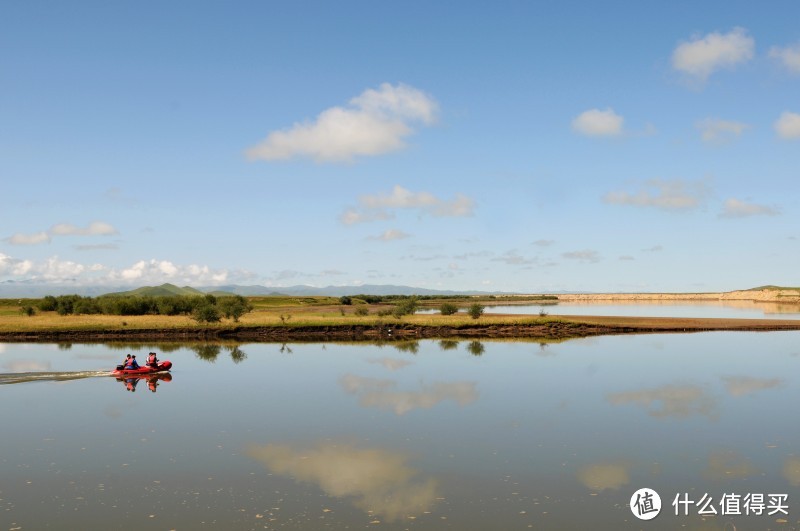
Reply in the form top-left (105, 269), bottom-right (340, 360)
top-left (126, 355), bottom-right (139, 370)
top-left (147, 352), bottom-right (158, 368)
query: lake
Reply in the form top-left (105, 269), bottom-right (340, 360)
top-left (420, 300), bottom-right (800, 320)
top-left (2, 333), bottom-right (800, 529)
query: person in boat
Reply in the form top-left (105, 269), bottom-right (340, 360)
top-left (146, 352), bottom-right (159, 368)
top-left (117, 354), bottom-right (132, 371)
top-left (126, 355), bottom-right (140, 370)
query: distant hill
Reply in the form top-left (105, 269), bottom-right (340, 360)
top-left (103, 283), bottom-right (209, 297)
top-left (198, 284), bottom-right (512, 297)
top-left (0, 281), bottom-right (516, 298)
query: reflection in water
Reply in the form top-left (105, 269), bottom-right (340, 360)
top-left (115, 372), bottom-right (173, 393)
top-left (393, 341), bottom-right (419, 354)
top-left (367, 357), bottom-right (412, 371)
top-left (246, 442), bottom-right (439, 521)
top-left (466, 341), bottom-right (485, 356)
top-left (607, 384), bottom-right (717, 419)
top-left (190, 344), bottom-right (248, 363)
top-left (703, 450), bottom-right (757, 480)
top-left (2, 359), bottom-right (52, 372)
top-left (721, 375), bottom-right (783, 397)
top-left (783, 457), bottom-right (800, 486)
top-left (438, 339), bottom-right (459, 351)
top-left (340, 374), bottom-right (478, 415)
top-left (576, 462), bottom-right (631, 491)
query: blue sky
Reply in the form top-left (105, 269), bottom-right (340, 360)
top-left (2, 0), bottom-right (799, 293)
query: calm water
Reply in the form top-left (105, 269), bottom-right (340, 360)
top-left (419, 300), bottom-right (800, 319)
top-left (2, 334), bottom-right (800, 530)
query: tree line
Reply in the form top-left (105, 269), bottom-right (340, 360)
top-left (31, 294), bottom-right (253, 323)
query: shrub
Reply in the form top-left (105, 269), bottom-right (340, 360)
top-left (192, 304), bottom-right (220, 324)
top-left (467, 303), bottom-right (485, 319)
top-left (20, 305), bottom-right (36, 316)
top-left (439, 302), bottom-right (458, 315)
top-left (218, 295), bottom-right (253, 322)
top-left (354, 306), bottom-right (369, 317)
top-left (339, 296), bottom-right (352, 305)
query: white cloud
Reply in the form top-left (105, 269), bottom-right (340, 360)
top-left (369, 229), bottom-right (411, 242)
top-left (775, 111), bottom-right (800, 139)
top-left (719, 198), bottom-right (779, 218)
top-left (4, 221), bottom-right (118, 246)
top-left (5, 232), bottom-right (51, 245)
top-left (571, 108), bottom-right (624, 137)
top-left (562, 250), bottom-right (600, 263)
top-left (533, 239), bottom-right (555, 247)
top-left (246, 83), bottom-right (438, 162)
top-left (342, 185), bottom-right (475, 225)
top-left (0, 253), bottom-right (253, 287)
top-left (491, 250), bottom-right (536, 266)
top-left (49, 221), bottom-right (118, 236)
top-left (671, 27), bottom-right (754, 82)
top-left (604, 178), bottom-right (710, 211)
top-left (696, 118), bottom-right (749, 144)
top-left (0, 253), bottom-right (34, 275)
top-left (770, 43), bottom-right (800, 74)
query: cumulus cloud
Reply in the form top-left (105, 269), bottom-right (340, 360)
top-left (341, 185), bottom-right (475, 225)
top-left (0, 253), bottom-right (34, 276)
top-left (562, 250), bottom-right (600, 263)
top-left (671, 27), bottom-right (754, 82)
top-left (696, 118), bottom-right (749, 144)
top-left (4, 221), bottom-right (118, 246)
top-left (719, 198), bottom-right (779, 218)
top-left (775, 111), bottom-right (800, 139)
top-left (246, 442), bottom-right (439, 522)
top-left (368, 229), bottom-right (411, 242)
top-left (5, 232), bottom-right (51, 245)
top-left (533, 239), bottom-right (555, 247)
top-left (340, 374), bottom-right (478, 415)
top-left (571, 108), bottom-right (624, 137)
top-left (49, 221), bottom-right (117, 236)
top-left (246, 83), bottom-right (438, 163)
top-left (770, 43), bottom-right (800, 74)
top-left (0, 253), bottom-right (254, 287)
top-left (604, 178), bottom-right (710, 211)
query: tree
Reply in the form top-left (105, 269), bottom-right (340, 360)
top-left (339, 295), bottom-right (352, 305)
top-left (439, 302), bottom-right (458, 315)
top-left (192, 304), bottom-right (220, 324)
top-left (467, 303), bottom-right (485, 319)
top-left (217, 295), bottom-right (253, 322)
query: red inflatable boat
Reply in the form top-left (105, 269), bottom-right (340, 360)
top-left (111, 360), bottom-right (172, 376)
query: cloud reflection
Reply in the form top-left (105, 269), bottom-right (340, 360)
top-left (721, 376), bottom-right (783, 397)
top-left (246, 442), bottom-right (438, 521)
top-left (340, 374), bottom-right (478, 415)
top-left (577, 463), bottom-right (630, 491)
top-left (703, 450), bottom-right (757, 480)
top-left (367, 357), bottom-right (413, 371)
top-left (607, 384), bottom-right (716, 419)
top-left (783, 457), bottom-right (800, 486)
top-left (2, 359), bottom-right (51, 372)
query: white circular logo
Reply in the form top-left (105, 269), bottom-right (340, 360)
top-left (630, 488), bottom-right (662, 520)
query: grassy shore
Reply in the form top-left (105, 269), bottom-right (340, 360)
top-left (2, 297), bottom-right (800, 341)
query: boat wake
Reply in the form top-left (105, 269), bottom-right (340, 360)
top-left (0, 370), bottom-right (110, 385)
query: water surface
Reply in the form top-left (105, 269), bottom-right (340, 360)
top-left (2, 335), bottom-right (800, 529)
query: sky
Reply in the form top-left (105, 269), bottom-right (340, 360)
top-left (1, 0), bottom-right (799, 294)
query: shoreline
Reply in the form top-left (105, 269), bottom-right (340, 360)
top-left (2, 315), bottom-right (800, 343)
